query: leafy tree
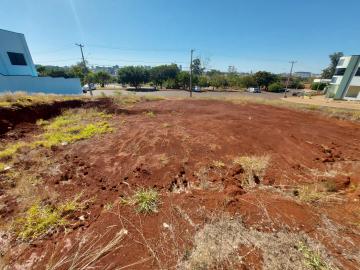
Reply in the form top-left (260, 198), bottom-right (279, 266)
top-left (206, 69), bottom-right (222, 77)
top-left (254, 71), bottom-right (278, 89)
top-left (321, 52), bottom-right (344, 79)
top-left (192, 58), bottom-right (204, 76)
top-left (268, 82), bottom-right (285, 92)
top-left (150, 64), bottom-right (180, 88)
top-left (95, 71), bottom-right (111, 87)
top-left (117, 66), bottom-right (150, 89)
top-left (311, 82), bottom-right (327, 91)
top-left (85, 72), bottom-right (96, 84)
top-left (198, 76), bottom-right (209, 87)
top-left (238, 75), bottom-right (256, 88)
top-left (176, 71), bottom-right (190, 89)
top-left (209, 74), bottom-right (228, 89)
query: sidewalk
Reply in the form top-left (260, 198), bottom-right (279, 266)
top-left (282, 95), bottom-right (360, 110)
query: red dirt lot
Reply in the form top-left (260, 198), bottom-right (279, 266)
top-left (1, 99), bottom-right (360, 269)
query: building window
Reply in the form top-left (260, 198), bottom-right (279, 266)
top-left (334, 68), bottom-right (346, 76)
top-left (7, 52), bottom-right (27, 66)
top-left (355, 68), bottom-right (360, 76)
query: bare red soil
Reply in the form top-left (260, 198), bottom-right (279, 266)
top-left (1, 99), bottom-right (360, 269)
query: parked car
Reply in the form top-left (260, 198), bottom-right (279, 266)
top-left (82, 83), bottom-right (96, 93)
top-left (247, 87), bottom-right (261, 93)
top-left (193, 86), bottom-right (201, 92)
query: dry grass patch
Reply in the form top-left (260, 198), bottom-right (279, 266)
top-left (180, 214), bottom-right (338, 270)
top-left (212, 160), bottom-right (225, 169)
top-left (47, 228), bottom-right (129, 270)
top-left (0, 91), bottom-right (85, 108)
top-left (111, 91), bottom-right (164, 106)
top-left (233, 155), bottom-right (270, 186)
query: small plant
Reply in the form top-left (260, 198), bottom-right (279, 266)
top-left (233, 155), bottom-right (270, 186)
top-left (159, 154), bottom-right (169, 165)
top-left (125, 188), bottom-right (160, 213)
top-left (103, 202), bottom-right (114, 211)
top-left (212, 160), bottom-right (225, 168)
top-left (0, 162), bottom-right (5, 172)
top-left (36, 119), bottom-right (49, 126)
top-left (297, 241), bottom-right (330, 270)
top-left (144, 111), bottom-right (156, 117)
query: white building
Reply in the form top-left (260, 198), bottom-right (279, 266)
top-left (0, 29), bottom-right (81, 94)
top-left (327, 55), bottom-right (360, 100)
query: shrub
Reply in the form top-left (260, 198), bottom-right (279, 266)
top-left (268, 82), bottom-right (285, 92)
top-left (311, 82), bottom-right (327, 91)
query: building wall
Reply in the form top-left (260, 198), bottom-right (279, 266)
top-left (0, 74), bottom-right (81, 94)
top-left (328, 55), bottom-right (360, 100)
top-left (0, 29), bottom-right (38, 76)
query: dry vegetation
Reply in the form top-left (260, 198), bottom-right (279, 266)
top-left (233, 155), bottom-right (270, 186)
top-left (180, 214), bottom-right (337, 270)
top-left (0, 91), bottom-right (85, 108)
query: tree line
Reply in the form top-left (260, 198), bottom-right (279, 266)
top-left (36, 58), bottom-right (307, 91)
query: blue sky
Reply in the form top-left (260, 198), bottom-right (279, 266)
top-left (1, 0), bottom-right (359, 73)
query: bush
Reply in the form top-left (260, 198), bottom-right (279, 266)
top-left (311, 82), bottom-right (327, 91)
top-left (268, 82), bottom-right (285, 92)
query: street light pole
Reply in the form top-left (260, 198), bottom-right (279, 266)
top-left (284, 60), bottom-right (297, 98)
top-left (189, 49), bottom-right (195, 97)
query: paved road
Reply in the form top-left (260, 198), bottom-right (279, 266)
top-left (87, 89), bottom-right (286, 100)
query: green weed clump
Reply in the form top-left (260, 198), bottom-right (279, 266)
top-left (13, 197), bottom-right (83, 241)
top-left (133, 188), bottom-right (159, 213)
top-left (122, 188), bottom-right (160, 213)
top-left (36, 121), bottom-right (112, 148)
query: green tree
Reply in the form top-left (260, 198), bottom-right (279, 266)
top-left (117, 66), bottom-right (150, 89)
top-left (209, 74), bottom-right (228, 89)
top-left (238, 75), bottom-right (256, 88)
top-left (176, 71), bottom-right (190, 89)
top-left (150, 64), bottom-right (180, 88)
top-left (192, 58), bottom-right (204, 76)
top-left (198, 75), bottom-right (209, 87)
top-left (268, 82), bottom-right (285, 92)
top-left (321, 52), bottom-right (344, 79)
top-left (95, 71), bottom-right (111, 87)
top-left (254, 71), bottom-right (278, 89)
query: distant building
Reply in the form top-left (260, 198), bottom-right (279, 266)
top-left (0, 29), bottom-right (81, 94)
top-left (294, 71), bottom-right (312, 78)
top-left (327, 55), bottom-right (360, 100)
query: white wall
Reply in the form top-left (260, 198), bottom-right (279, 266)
top-left (0, 74), bottom-right (81, 94)
top-left (0, 29), bottom-right (37, 76)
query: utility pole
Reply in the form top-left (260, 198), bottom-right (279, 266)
top-left (189, 49), bottom-right (195, 97)
top-left (75, 43), bottom-right (92, 96)
top-left (284, 60), bottom-right (297, 98)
